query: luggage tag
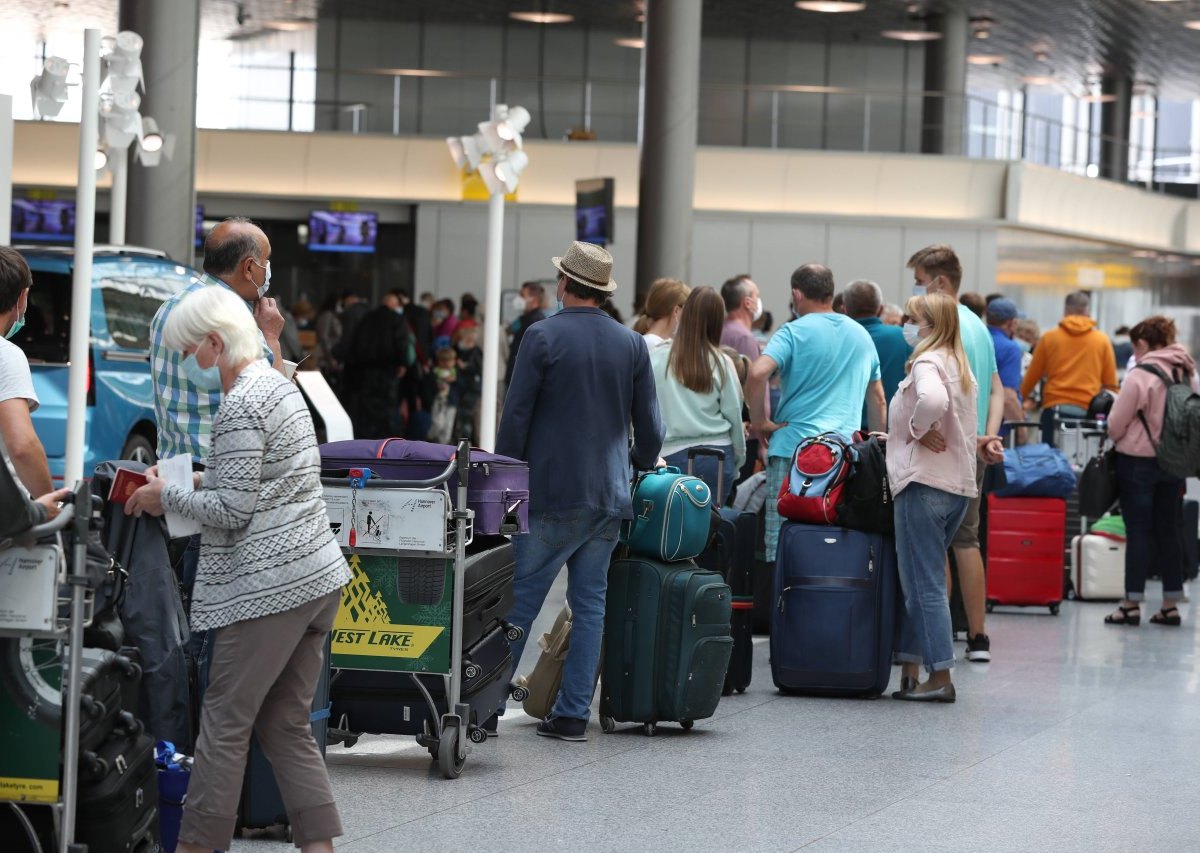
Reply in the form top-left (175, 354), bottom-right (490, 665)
top-left (347, 467), bottom-right (374, 548)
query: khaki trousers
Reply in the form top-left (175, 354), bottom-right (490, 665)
top-left (180, 591), bottom-right (342, 850)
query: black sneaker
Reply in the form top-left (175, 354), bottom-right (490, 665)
top-left (966, 633), bottom-right (991, 662)
top-left (535, 716), bottom-right (587, 742)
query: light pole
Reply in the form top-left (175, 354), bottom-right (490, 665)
top-left (446, 104), bottom-right (531, 452)
top-left (0, 94), bottom-right (12, 244)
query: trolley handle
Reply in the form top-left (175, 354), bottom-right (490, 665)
top-left (320, 457), bottom-right (459, 491)
top-left (10, 495), bottom-right (78, 545)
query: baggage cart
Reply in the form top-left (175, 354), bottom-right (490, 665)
top-left (320, 439), bottom-right (524, 779)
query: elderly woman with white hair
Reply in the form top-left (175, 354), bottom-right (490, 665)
top-left (127, 284), bottom-right (350, 853)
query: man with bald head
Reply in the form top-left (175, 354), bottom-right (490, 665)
top-left (746, 263), bottom-right (885, 563)
top-left (149, 217), bottom-right (286, 667)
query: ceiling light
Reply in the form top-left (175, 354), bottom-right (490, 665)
top-left (509, 11), bottom-right (575, 24)
top-left (614, 37), bottom-right (645, 48)
top-left (794, 1), bottom-right (866, 12)
top-left (881, 29), bottom-right (943, 41)
top-left (260, 18), bottom-right (317, 31)
top-left (1185, 20), bottom-right (1200, 29)
top-left (1081, 93), bottom-right (1118, 103)
top-left (967, 54), bottom-right (1004, 65)
top-left (140, 116), bottom-right (164, 152)
top-left (970, 14), bottom-right (995, 39)
top-left (30, 55), bottom-right (71, 118)
top-left (1021, 74), bottom-right (1057, 85)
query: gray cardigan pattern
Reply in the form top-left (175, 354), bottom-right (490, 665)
top-left (162, 360), bottom-right (350, 631)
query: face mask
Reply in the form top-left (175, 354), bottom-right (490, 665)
top-left (4, 312), bottom-right (25, 340)
top-left (902, 323), bottom-right (923, 347)
top-left (251, 258), bottom-right (272, 298)
top-left (511, 295), bottom-right (528, 313)
top-left (1016, 338), bottom-right (1032, 354)
top-left (393, 307), bottom-right (404, 316)
top-left (912, 283), bottom-right (927, 298)
top-left (182, 350), bottom-right (222, 391)
top-left (751, 297), bottom-right (764, 322)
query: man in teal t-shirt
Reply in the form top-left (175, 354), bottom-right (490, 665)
top-left (746, 264), bottom-right (885, 563)
top-left (908, 245), bottom-right (1004, 665)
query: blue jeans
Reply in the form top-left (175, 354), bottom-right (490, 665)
top-left (506, 509), bottom-right (621, 721)
top-left (894, 483), bottom-right (969, 673)
top-left (1116, 453), bottom-right (1185, 601)
top-left (664, 445), bottom-right (736, 507)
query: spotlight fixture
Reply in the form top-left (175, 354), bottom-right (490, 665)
top-left (446, 134), bottom-right (485, 171)
top-left (493, 149), bottom-right (529, 193)
top-left (134, 116), bottom-right (173, 167)
top-left (614, 37), bottom-right (645, 48)
top-left (881, 28), bottom-right (943, 41)
top-left (496, 106), bottom-right (530, 141)
top-left (102, 30), bottom-right (144, 96)
top-left (30, 56), bottom-right (71, 118)
top-left (794, 1), bottom-right (866, 12)
top-left (100, 90), bottom-right (143, 149)
top-left (477, 104), bottom-right (529, 154)
top-left (94, 146), bottom-right (109, 171)
top-left (444, 103), bottom-right (532, 194)
top-left (509, 11), bottom-right (574, 24)
top-left (140, 116), bottom-right (164, 152)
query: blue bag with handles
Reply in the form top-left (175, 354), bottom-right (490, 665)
top-left (993, 444), bottom-right (1077, 499)
top-left (621, 466), bottom-right (713, 562)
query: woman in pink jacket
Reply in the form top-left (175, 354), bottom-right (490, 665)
top-left (1104, 316), bottom-right (1197, 628)
top-left (887, 293), bottom-right (1003, 703)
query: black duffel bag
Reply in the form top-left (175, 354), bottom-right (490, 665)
top-left (837, 433), bottom-right (894, 534)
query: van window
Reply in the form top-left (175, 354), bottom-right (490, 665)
top-left (99, 272), bottom-right (183, 351)
top-left (11, 271), bottom-right (71, 364)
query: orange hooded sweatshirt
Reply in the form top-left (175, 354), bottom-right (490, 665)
top-left (1020, 315), bottom-right (1118, 410)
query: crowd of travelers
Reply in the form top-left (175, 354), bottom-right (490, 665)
top-left (1, 219), bottom-right (1196, 847)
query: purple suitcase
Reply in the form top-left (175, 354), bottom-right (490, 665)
top-left (319, 438), bottom-right (529, 535)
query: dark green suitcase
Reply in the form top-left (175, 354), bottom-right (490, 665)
top-left (599, 556), bottom-right (733, 736)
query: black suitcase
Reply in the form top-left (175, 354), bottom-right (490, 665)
top-left (76, 728), bottom-right (160, 853)
top-left (386, 538), bottom-right (515, 651)
top-left (752, 507), bottom-right (773, 634)
top-left (78, 649), bottom-right (142, 754)
top-left (696, 507), bottom-right (755, 695)
top-left (330, 622), bottom-right (512, 738)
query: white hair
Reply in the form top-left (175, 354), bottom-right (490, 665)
top-left (163, 285), bottom-right (263, 366)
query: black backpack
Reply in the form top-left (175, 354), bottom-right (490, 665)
top-left (836, 433), bottom-right (894, 534)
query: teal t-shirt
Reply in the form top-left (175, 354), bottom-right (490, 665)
top-left (958, 304), bottom-right (997, 435)
top-left (763, 312), bottom-right (881, 460)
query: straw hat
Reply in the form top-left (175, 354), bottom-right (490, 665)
top-left (552, 241), bottom-right (617, 293)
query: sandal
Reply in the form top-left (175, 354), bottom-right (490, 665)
top-left (1150, 606), bottom-right (1181, 627)
top-left (1104, 605), bottom-right (1141, 626)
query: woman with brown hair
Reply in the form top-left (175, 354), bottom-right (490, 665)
top-left (650, 286), bottom-right (745, 503)
top-left (888, 292), bottom-right (1002, 703)
top-left (634, 277), bottom-right (691, 348)
top-left (1104, 315), bottom-right (1197, 628)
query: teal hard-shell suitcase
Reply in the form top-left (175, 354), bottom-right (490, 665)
top-left (599, 556), bottom-right (733, 735)
top-left (620, 467), bottom-right (713, 562)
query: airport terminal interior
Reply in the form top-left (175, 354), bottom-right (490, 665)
top-left (3, 0), bottom-right (1200, 851)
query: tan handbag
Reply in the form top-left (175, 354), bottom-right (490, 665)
top-left (515, 604), bottom-right (572, 720)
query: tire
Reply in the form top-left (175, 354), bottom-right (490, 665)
top-left (681, 720), bottom-right (694, 731)
top-left (1049, 603), bottom-right (1061, 615)
top-left (0, 638), bottom-right (63, 729)
top-left (985, 601), bottom-right (995, 613)
top-left (120, 433), bottom-right (156, 466)
top-left (395, 557), bottom-right (446, 605)
top-left (642, 722), bottom-right (656, 737)
top-left (438, 725), bottom-right (465, 779)
top-left (600, 715), bottom-right (615, 734)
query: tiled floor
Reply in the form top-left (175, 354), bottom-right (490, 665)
top-left (235, 575), bottom-right (1200, 853)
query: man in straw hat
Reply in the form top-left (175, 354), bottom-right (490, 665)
top-left (496, 241), bottom-right (664, 742)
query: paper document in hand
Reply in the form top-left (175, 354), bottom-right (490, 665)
top-left (158, 454), bottom-right (201, 538)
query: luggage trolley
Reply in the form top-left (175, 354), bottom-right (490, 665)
top-left (320, 440), bottom-right (524, 779)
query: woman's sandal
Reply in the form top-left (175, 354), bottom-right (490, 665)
top-left (1150, 606), bottom-right (1181, 627)
top-left (1104, 605), bottom-right (1141, 626)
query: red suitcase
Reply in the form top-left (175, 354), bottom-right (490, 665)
top-left (985, 495), bottom-right (1065, 615)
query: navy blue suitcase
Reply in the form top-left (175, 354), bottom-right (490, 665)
top-left (770, 522), bottom-right (898, 697)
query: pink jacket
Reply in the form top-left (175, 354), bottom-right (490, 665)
top-left (886, 349), bottom-right (979, 498)
top-left (1108, 344), bottom-right (1198, 457)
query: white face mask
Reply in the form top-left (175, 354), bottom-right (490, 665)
top-left (751, 296), bottom-right (764, 322)
top-left (902, 323), bottom-right (922, 347)
top-left (252, 258), bottom-right (272, 298)
top-left (511, 294), bottom-right (528, 313)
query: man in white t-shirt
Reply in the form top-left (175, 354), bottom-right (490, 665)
top-left (0, 247), bottom-right (52, 497)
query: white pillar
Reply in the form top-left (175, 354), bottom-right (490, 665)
top-left (109, 146), bottom-right (127, 245)
top-left (64, 30), bottom-right (101, 487)
top-left (478, 191), bottom-right (505, 453)
top-left (0, 94), bottom-right (12, 245)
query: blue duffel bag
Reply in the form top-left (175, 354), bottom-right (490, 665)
top-left (992, 444), bottom-right (1076, 499)
top-left (621, 466), bottom-right (713, 562)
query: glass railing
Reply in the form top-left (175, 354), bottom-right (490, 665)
top-left (191, 63), bottom-right (1199, 190)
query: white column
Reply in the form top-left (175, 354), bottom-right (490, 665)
top-left (64, 30), bottom-right (101, 487)
top-left (0, 94), bottom-right (12, 245)
top-left (478, 190), bottom-right (505, 452)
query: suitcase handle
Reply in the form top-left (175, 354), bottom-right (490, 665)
top-left (686, 447), bottom-right (727, 508)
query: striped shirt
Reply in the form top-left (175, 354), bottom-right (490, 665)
top-left (150, 273), bottom-right (273, 463)
top-left (161, 361), bottom-right (350, 631)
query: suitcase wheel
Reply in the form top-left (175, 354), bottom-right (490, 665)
top-left (1049, 603), bottom-right (1061, 615)
top-left (509, 683), bottom-right (529, 703)
top-left (642, 722), bottom-right (657, 737)
top-left (599, 715), bottom-right (616, 734)
top-left (985, 601), bottom-right (995, 613)
top-left (680, 720), bottom-right (694, 731)
top-left (468, 725), bottom-right (488, 744)
top-left (503, 623), bottom-right (524, 642)
top-left (464, 664), bottom-right (481, 680)
top-left (721, 686), bottom-right (733, 697)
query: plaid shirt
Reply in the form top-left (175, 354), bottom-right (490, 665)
top-left (151, 273), bottom-right (273, 463)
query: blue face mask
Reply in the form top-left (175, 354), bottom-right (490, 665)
top-left (182, 352), bottom-right (222, 391)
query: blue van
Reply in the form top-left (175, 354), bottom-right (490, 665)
top-left (13, 246), bottom-right (198, 482)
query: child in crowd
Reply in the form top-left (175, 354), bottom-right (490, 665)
top-left (454, 325), bottom-right (484, 443)
top-left (429, 347), bottom-right (458, 444)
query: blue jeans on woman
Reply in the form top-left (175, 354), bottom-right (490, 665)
top-left (664, 445), bottom-right (736, 507)
top-left (1116, 453), bottom-right (1185, 601)
top-left (506, 509), bottom-right (621, 721)
top-left (894, 482), bottom-right (969, 673)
